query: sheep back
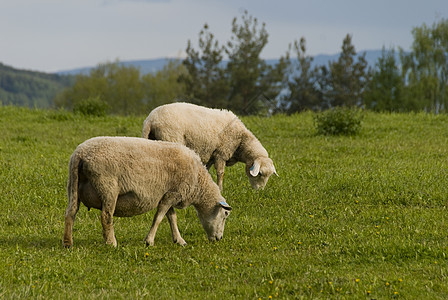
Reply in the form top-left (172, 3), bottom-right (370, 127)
top-left (143, 102), bottom-right (246, 164)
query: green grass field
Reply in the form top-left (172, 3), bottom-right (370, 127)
top-left (1, 105), bottom-right (448, 299)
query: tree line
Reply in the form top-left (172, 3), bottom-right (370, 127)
top-left (54, 12), bottom-right (448, 116)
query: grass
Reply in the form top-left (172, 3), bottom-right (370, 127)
top-left (1, 105), bottom-right (448, 299)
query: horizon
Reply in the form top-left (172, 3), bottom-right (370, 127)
top-left (4, 48), bottom-right (392, 75)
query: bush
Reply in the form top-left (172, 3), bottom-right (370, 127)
top-left (73, 96), bottom-right (109, 117)
top-left (314, 107), bottom-right (363, 136)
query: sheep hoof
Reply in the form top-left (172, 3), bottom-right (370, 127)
top-left (173, 237), bottom-right (187, 247)
top-left (63, 239), bottom-right (73, 248)
top-left (174, 238), bottom-right (187, 246)
top-left (105, 238), bottom-right (118, 247)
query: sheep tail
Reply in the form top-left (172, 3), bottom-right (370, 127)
top-left (63, 153), bottom-right (82, 247)
top-left (67, 154), bottom-right (81, 208)
top-left (142, 119), bottom-right (152, 139)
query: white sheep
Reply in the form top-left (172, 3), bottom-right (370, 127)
top-left (142, 102), bottom-right (277, 191)
top-left (63, 136), bottom-right (232, 247)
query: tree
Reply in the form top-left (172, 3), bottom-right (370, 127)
top-left (54, 61), bottom-right (144, 115)
top-left (325, 34), bottom-right (370, 108)
top-left (225, 10), bottom-right (281, 115)
top-left (142, 60), bottom-right (187, 110)
top-left (282, 37), bottom-right (322, 113)
top-left (104, 62), bottom-right (144, 115)
top-left (263, 52), bottom-right (291, 114)
top-left (401, 19), bottom-right (448, 112)
top-left (179, 23), bottom-right (229, 108)
top-left (364, 48), bottom-right (411, 112)
top-left (54, 65), bottom-right (108, 111)
top-left (181, 11), bottom-right (288, 115)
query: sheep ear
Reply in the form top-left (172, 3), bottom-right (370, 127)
top-left (219, 201), bottom-right (232, 211)
top-left (273, 166), bottom-right (279, 177)
top-left (249, 160), bottom-right (261, 177)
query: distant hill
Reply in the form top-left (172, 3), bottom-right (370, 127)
top-left (57, 58), bottom-right (174, 76)
top-left (0, 63), bottom-right (74, 108)
top-left (57, 50), bottom-right (387, 76)
top-left (271, 49), bottom-right (386, 70)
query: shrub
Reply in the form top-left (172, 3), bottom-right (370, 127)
top-left (314, 107), bottom-right (363, 136)
top-left (73, 96), bottom-right (109, 117)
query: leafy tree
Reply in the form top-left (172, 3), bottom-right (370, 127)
top-left (55, 61), bottom-right (144, 115)
top-left (142, 59), bottom-right (187, 110)
top-left (401, 19), bottom-right (448, 112)
top-left (364, 48), bottom-right (412, 111)
top-left (325, 34), bottom-right (370, 108)
top-left (54, 66), bottom-right (108, 111)
top-left (179, 23), bottom-right (229, 108)
top-left (103, 62), bottom-right (144, 115)
top-left (282, 37), bottom-right (322, 113)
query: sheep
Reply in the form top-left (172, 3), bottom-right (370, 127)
top-left (142, 102), bottom-right (277, 191)
top-left (63, 136), bottom-right (232, 248)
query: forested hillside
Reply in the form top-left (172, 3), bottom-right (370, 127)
top-left (0, 63), bottom-right (74, 108)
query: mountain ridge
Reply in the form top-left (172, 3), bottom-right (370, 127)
top-left (56, 49), bottom-right (387, 76)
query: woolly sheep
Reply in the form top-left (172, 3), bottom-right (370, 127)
top-left (142, 102), bottom-right (277, 191)
top-left (63, 136), bottom-right (232, 247)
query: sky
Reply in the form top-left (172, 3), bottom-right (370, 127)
top-left (1, 0), bottom-right (447, 73)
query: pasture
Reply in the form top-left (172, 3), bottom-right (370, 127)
top-left (1, 105), bottom-right (448, 299)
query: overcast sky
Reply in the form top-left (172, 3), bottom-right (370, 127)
top-left (1, 0), bottom-right (446, 73)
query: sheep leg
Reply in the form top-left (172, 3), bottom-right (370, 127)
top-left (144, 202), bottom-right (171, 246)
top-left (215, 158), bottom-right (226, 191)
top-left (165, 207), bottom-right (187, 246)
top-left (100, 189), bottom-right (118, 247)
top-left (101, 210), bottom-right (117, 247)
